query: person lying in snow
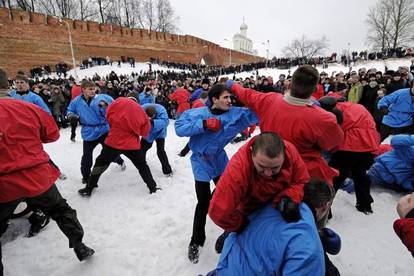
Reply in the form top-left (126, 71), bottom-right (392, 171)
top-left (368, 134), bottom-right (414, 192)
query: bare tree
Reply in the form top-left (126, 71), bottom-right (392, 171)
top-left (282, 35), bottom-right (328, 59)
top-left (14, 0), bottom-right (32, 11)
top-left (366, 0), bottom-right (392, 51)
top-left (154, 0), bottom-right (179, 33)
top-left (385, 0), bottom-right (414, 49)
top-left (95, 0), bottom-right (111, 23)
top-left (78, 0), bottom-right (98, 21)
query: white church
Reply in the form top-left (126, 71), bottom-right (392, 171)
top-left (232, 20), bottom-right (256, 55)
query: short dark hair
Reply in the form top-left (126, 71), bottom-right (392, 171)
top-left (199, 91), bottom-right (208, 100)
top-left (303, 178), bottom-right (334, 208)
top-left (290, 65), bottom-right (320, 99)
top-left (145, 105), bottom-right (157, 118)
top-left (208, 84), bottom-right (228, 103)
top-left (0, 68), bottom-right (8, 89)
top-left (15, 74), bottom-right (29, 83)
top-left (251, 132), bottom-right (285, 158)
top-left (81, 79), bottom-right (95, 89)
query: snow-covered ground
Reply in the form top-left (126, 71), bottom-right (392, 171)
top-left (3, 59), bottom-right (414, 276)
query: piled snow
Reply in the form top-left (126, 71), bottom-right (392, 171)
top-left (3, 59), bottom-right (414, 275)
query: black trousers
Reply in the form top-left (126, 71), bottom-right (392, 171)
top-left (380, 123), bottom-right (414, 142)
top-left (190, 176), bottom-right (220, 246)
top-left (88, 144), bottom-right (157, 191)
top-left (141, 138), bottom-right (172, 175)
top-left (70, 120), bottom-right (77, 139)
top-left (0, 184), bottom-right (84, 275)
top-left (329, 151), bottom-right (374, 209)
top-left (81, 133), bottom-right (124, 179)
top-left (179, 142), bottom-right (191, 156)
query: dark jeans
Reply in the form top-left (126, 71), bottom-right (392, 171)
top-left (81, 133), bottom-right (124, 179)
top-left (329, 151), bottom-right (374, 209)
top-left (0, 184), bottom-right (84, 275)
top-left (88, 144), bottom-right (157, 191)
top-left (380, 123), bottom-right (414, 142)
top-left (141, 138), bottom-right (172, 175)
top-left (70, 120), bottom-right (77, 139)
top-left (190, 176), bottom-right (220, 246)
top-left (179, 142), bottom-right (190, 156)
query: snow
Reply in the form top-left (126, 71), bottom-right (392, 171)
top-left (3, 59), bottom-right (414, 276)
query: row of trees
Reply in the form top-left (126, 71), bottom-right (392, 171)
top-left (366, 0), bottom-right (414, 51)
top-left (0, 0), bottom-right (180, 33)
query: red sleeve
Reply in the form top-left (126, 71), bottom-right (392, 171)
top-left (131, 104), bottom-right (151, 137)
top-left (232, 84), bottom-right (274, 116)
top-left (394, 218), bottom-right (414, 257)
top-left (209, 149), bottom-right (249, 232)
top-left (276, 142), bottom-right (310, 204)
top-left (37, 106), bottom-right (60, 143)
top-left (169, 92), bottom-right (177, 101)
top-left (315, 111), bottom-right (344, 151)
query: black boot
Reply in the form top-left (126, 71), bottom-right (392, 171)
top-left (78, 182), bottom-right (97, 197)
top-left (149, 187), bottom-right (161, 194)
top-left (27, 209), bottom-right (50, 237)
top-left (74, 243), bottom-right (95, 261)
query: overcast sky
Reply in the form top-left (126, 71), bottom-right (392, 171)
top-left (170, 0), bottom-right (378, 57)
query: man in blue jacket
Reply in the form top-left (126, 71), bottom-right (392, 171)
top-left (377, 82), bottom-right (414, 141)
top-left (209, 179), bottom-right (336, 276)
top-left (141, 103), bottom-right (173, 176)
top-left (67, 80), bottom-right (125, 184)
top-left (175, 84), bottom-right (258, 264)
top-left (9, 74), bottom-right (51, 114)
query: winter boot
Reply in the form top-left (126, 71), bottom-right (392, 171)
top-left (74, 243), bottom-right (95, 261)
top-left (149, 187), bottom-right (161, 194)
top-left (188, 243), bottom-right (200, 264)
top-left (356, 204), bottom-right (373, 215)
top-left (27, 209), bottom-right (50, 237)
top-left (78, 182), bottom-right (97, 197)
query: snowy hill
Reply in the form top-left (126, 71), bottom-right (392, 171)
top-left (3, 59), bottom-right (414, 276)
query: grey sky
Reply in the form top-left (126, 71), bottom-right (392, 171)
top-left (170, 0), bottom-right (378, 57)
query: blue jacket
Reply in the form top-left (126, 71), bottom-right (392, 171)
top-left (216, 203), bottom-right (325, 276)
top-left (378, 88), bottom-right (414, 128)
top-left (175, 106), bottom-right (258, 181)
top-left (368, 134), bottom-right (414, 191)
top-left (190, 88), bottom-right (211, 106)
top-left (67, 94), bottom-right (113, 141)
top-left (141, 103), bottom-right (169, 143)
top-left (139, 92), bottom-right (155, 105)
top-left (9, 90), bottom-right (51, 115)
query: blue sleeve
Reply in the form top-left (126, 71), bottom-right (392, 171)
top-left (67, 98), bottom-right (78, 116)
top-left (175, 109), bottom-right (205, 137)
top-left (231, 107), bottom-right (259, 130)
top-left (190, 89), bottom-right (201, 102)
top-left (378, 91), bottom-right (400, 109)
top-left (152, 106), bottom-right (169, 133)
top-left (391, 134), bottom-right (414, 147)
top-left (33, 95), bottom-right (51, 115)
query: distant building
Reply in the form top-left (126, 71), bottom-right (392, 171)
top-left (232, 20), bottom-right (254, 54)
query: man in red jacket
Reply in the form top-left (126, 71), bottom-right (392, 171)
top-left (225, 65), bottom-right (344, 186)
top-left (208, 132), bottom-right (310, 252)
top-left (78, 96), bottom-right (159, 196)
top-left (394, 193), bottom-right (414, 257)
top-left (319, 96), bottom-right (380, 214)
top-left (0, 99), bottom-right (94, 274)
top-left (168, 81), bottom-right (190, 118)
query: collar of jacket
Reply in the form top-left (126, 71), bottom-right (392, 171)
top-left (283, 93), bottom-right (312, 106)
top-left (16, 90), bottom-right (29, 96)
top-left (210, 107), bottom-right (228, 115)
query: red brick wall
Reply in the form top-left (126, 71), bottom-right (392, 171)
top-left (0, 8), bottom-right (263, 76)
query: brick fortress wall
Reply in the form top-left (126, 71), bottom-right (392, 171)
top-left (0, 8), bottom-right (263, 76)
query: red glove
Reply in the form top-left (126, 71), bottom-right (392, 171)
top-left (204, 118), bottom-right (221, 132)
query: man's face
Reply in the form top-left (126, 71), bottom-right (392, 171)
top-left (251, 150), bottom-right (284, 179)
top-left (15, 79), bottom-right (28, 92)
top-left (202, 83), bottom-right (209, 90)
top-left (397, 193), bottom-right (414, 218)
top-left (212, 90), bottom-right (232, 111)
top-left (83, 86), bottom-right (96, 98)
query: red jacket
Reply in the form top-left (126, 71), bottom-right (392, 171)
top-left (191, 99), bottom-right (205, 109)
top-left (312, 83), bottom-right (325, 100)
top-left (335, 102), bottom-right (379, 153)
top-left (0, 99), bottom-right (60, 203)
top-left (232, 84), bottom-right (344, 185)
top-left (208, 137), bottom-right (310, 232)
top-left (71, 85), bottom-right (81, 100)
top-left (105, 97), bottom-right (151, 150)
top-left (169, 88), bottom-right (190, 113)
top-left (394, 217), bottom-right (414, 257)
